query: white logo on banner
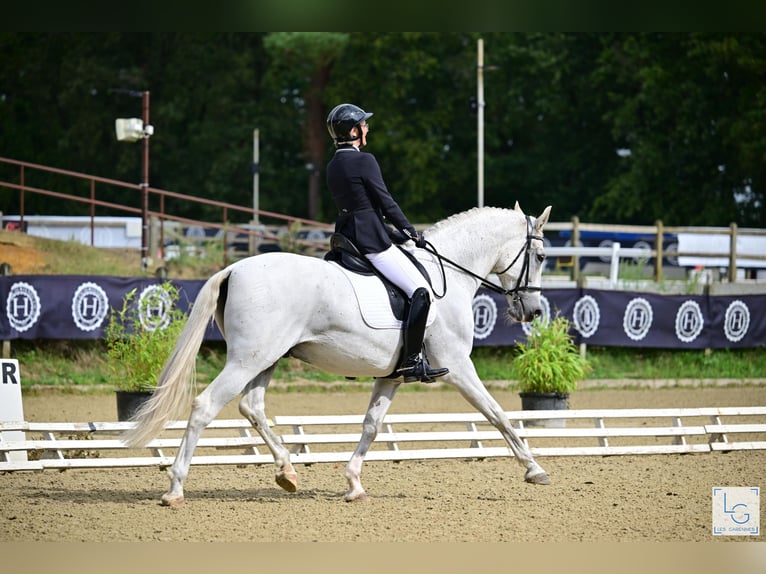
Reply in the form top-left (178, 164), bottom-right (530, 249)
top-left (675, 300), bottom-right (704, 343)
top-left (138, 284), bottom-right (174, 331)
top-left (522, 295), bottom-right (551, 336)
top-left (623, 297), bottom-right (653, 341)
top-left (724, 300), bottom-right (750, 343)
top-left (72, 282), bottom-right (109, 332)
top-left (573, 295), bottom-right (600, 338)
top-left (472, 294), bottom-right (498, 340)
top-left (6, 282), bottom-right (41, 333)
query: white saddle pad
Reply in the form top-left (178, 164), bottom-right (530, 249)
top-left (331, 262), bottom-right (435, 330)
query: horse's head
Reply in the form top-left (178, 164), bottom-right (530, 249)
top-left (497, 203), bottom-right (552, 323)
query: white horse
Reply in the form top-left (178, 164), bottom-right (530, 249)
top-left (124, 204), bottom-right (553, 506)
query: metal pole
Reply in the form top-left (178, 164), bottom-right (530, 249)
top-left (253, 129), bottom-right (260, 225)
top-left (477, 38), bottom-right (485, 208)
top-left (141, 90), bottom-right (150, 272)
top-left (252, 128), bottom-right (260, 255)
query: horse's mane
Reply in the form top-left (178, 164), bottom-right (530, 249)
top-left (426, 206), bottom-right (517, 236)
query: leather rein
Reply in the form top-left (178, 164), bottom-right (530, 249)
top-left (422, 215), bottom-right (544, 300)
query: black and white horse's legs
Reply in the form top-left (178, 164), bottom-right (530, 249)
top-left (343, 379), bottom-right (401, 502)
top-left (238, 364), bottom-right (298, 492)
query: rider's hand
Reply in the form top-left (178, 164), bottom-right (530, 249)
top-left (415, 232), bottom-right (427, 249)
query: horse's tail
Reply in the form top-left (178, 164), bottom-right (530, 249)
top-left (122, 266), bottom-right (232, 448)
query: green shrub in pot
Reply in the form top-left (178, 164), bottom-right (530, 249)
top-left (105, 282), bottom-right (187, 393)
top-left (511, 314), bottom-right (590, 395)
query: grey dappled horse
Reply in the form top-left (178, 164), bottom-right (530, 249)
top-left (124, 204), bottom-right (552, 505)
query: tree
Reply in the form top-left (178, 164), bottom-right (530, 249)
top-left (591, 33), bottom-right (766, 226)
top-left (262, 33), bottom-right (348, 220)
top-left (2, 33), bottom-right (765, 227)
top-left (323, 32), bottom-right (479, 221)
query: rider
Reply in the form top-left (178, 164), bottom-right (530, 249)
top-left (325, 103), bottom-right (449, 383)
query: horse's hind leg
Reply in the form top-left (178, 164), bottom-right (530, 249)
top-left (344, 379), bottom-right (400, 502)
top-left (162, 363), bottom-right (258, 507)
top-left (238, 364), bottom-right (297, 493)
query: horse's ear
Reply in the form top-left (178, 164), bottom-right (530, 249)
top-left (513, 201), bottom-right (522, 213)
top-left (535, 205), bottom-right (552, 231)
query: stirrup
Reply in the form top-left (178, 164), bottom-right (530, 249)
top-left (396, 356), bottom-right (449, 383)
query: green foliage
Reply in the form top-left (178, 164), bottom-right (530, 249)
top-left (3, 33), bottom-right (765, 226)
top-left (163, 235), bottom-right (226, 278)
top-left (510, 315), bottom-right (591, 394)
top-left (104, 282), bottom-right (187, 391)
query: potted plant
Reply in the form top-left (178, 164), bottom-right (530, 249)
top-left (105, 282), bottom-right (187, 421)
top-left (510, 314), bottom-right (590, 427)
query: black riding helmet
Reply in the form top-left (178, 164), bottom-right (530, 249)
top-left (326, 103), bottom-right (373, 145)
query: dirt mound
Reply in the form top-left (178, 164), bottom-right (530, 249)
top-left (0, 230), bottom-right (48, 273)
top-left (0, 229), bottom-right (149, 276)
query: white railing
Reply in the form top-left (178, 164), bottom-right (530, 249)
top-left (2, 407), bottom-right (764, 472)
top-left (546, 243), bottom-right (652, 287)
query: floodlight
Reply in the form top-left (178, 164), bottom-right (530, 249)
top-left (115, 118), bottom-right (145, 142)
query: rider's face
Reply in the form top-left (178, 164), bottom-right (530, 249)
top-left (355, 122), bottom-right (369, 146)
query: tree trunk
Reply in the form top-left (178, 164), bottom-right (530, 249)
top-left (305, 65), bottom-right (331, 221)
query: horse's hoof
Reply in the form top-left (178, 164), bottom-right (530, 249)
top-left (276, 471), bottom-right (298, 493)
top-left (160, 493), bottom-right (185, 507)
top-left (525, 471), bottom-right (551, 485)
top-left (344, 491), bottom-right (369, 503)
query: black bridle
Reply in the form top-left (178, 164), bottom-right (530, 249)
top-left (423, 215), bottom-right (544, 300)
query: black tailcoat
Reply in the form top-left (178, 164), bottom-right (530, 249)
top-left (326, 146), bottom-right (417, 255)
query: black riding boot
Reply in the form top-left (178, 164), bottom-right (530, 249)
top-left (396, 287), bottom-right (449, 383)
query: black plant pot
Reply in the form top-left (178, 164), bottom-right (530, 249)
top-left (115, 390), bottom-right (153, 422)
top-left (519, 392), bottom-right (569, 428)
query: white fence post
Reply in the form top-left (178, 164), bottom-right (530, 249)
top-left (609, 242), bottom-right (621, 287)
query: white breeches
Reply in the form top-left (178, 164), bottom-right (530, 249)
top-left (365, 245), bottom-right (432, 300)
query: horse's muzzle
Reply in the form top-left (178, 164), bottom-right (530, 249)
top-left (507, 297), bottom-right (542, 323)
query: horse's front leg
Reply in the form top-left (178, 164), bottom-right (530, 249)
top-left (344, 378), bottom-right (400, 502)
top-left (238, 365), bottom-right (297, 493)
top-left (450, 364), bottom-right (550, 485)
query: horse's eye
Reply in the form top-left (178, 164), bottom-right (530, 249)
top-left (536, 254), bottom-right (545, 263)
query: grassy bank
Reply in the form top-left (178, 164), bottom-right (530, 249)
top-left (9, 339), bottom-right (766, 393)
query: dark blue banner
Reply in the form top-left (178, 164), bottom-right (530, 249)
top-left (2, 276), bottom-right (765, 349)
top-left (470, 288), bottom-right (765, 349)
top-left (0, 276), bottom-right (223, 342)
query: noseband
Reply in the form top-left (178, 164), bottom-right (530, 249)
top-left (423, 215), bottom-right (544, 299)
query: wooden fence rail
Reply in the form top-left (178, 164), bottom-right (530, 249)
top-left (2, 407), bottom-right (765, 473)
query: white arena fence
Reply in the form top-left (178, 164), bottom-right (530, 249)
top-left (1, 407), bottom-right (765, 472)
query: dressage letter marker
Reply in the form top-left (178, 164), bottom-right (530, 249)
top-left (0, 359), bottom-right (27, 462)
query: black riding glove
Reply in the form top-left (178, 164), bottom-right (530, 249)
top-left (386, 226), bottom-right (410, 244)
top-left (415, 232), bottom-right (427, 248)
